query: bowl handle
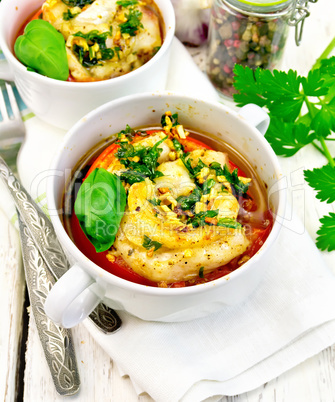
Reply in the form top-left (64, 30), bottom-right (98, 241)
top-left (44, 263), bottom-right (105, 328)
top-left (238, 104), bottom-right (270, 135)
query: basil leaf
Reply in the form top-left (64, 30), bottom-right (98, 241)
top-left (14, 20), bottom-right (69, 81)
top-left (74, 168), bottom-right (126, 252)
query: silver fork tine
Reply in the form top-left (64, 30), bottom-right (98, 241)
top-left (0, 83), bottom-right (9, 121)
top-left (6, 82), bottom-right (21, 121)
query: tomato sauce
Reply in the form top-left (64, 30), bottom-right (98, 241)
top-left (63, 129), bottom-right (273, 288)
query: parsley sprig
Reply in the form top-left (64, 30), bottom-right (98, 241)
top-left (233, 39), bottom-right (335, 252)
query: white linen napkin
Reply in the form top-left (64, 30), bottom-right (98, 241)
top-left (1, 37), bottom-right (335, 401)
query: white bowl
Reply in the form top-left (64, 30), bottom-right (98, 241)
top-left (45, 92), bottom-right (286, 327)
top-left (0, 0), bottom-right (175, 130)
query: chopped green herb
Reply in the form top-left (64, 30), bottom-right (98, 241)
top-left (72, 30), bottom-right (116, 67)
top-left (217, 218), bottom-right (242, 229)
top-left (62, 0), bottom-right (94, 8)
top-left (203, 178), bottom-right (216, 195)
top-left (148, 198), bottom-right (162, 206)
top-left (180, 155), bottom-right (207, 179)
top-left (116, 0), bottom-right (138, 6)
top-left (172, 138), bottom-right (184, 152)
top-left (116, 136), bottom-right (167, 183)
top-left (161, 112), bottom-right (180, 128)
top-left (119, 8), bottom-right (143, 36)
top-left (210, 162), bottom-right (249, 196)
top-left (142, 235), bottom-right (162, 251)
top-left (187, 210), bottom-right (219, 228)
top-left (199, 266), bottom-right (204, 278)
top-left (176, 186), bottom-right (202, 210)
top-left (117, 124), bottom-right (138, 140)
top-left (119, 170), bottom-right (146, 184)
top-left (63, 9), bottom-right (80, 20)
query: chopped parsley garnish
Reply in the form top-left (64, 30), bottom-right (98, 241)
top-left (116, 0), bottom-right (138, 6)
top-left (176, 186), bottom-right (202, 210)
top-left (187, 210), bottom-right (219, 228)
top-left (116, 136), bottom-right (167, 184)
top-left (119, 8), bottom-right (143, 36)
top-left (142, 235), bottom-right (162, 251)
top-left (172, 138), bottom-right (184, 152)
top-left (217, 218), bottom-right (242, 229)
top-left (199, 266), bottom-right (204, 278)
top-left (62, 0), bottom-right (94, 8)
top-left (63, 9), bottom-right (80, 20)
top-left (203, 178), bottom-right (216, 195)
top-left (161, 112), bottom-right (180, 128)
top-left (148, 198), bottom-right (161, 206)
top-left (180, 155), bottom-right (207, 179)
top-left (210, 162), bottom-right (250, 196)
top-left (72, 30), bottom-right (118, 67)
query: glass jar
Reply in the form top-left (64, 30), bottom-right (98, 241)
top-left (206, 0), bottom-right (295, 98)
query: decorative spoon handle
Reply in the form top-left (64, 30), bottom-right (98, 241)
top-left (0, 156), bottom-right (121, 334)
top-left (17, 211), bottom-right (80, 395)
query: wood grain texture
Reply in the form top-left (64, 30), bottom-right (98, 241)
top-left (5, 0), bottom-right (335, 401)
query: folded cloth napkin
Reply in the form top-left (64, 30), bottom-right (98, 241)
top-left (1, 37), bottom-right (335, 401)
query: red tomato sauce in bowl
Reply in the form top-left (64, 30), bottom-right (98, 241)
top-left (63, 128), bottom-right (273, 288)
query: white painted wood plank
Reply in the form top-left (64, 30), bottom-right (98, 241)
top-left (0, 209), bottom-right (26, 402)
top-left (23, 316), bottom-right (154, 401)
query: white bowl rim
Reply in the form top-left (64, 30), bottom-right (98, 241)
top-left (47, 91), bottom-right (287, 296)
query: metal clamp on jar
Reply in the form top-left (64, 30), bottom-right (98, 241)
top-left (206, 0), bottom-right (317, 98)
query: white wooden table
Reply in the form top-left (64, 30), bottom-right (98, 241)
top-left (1, 1), bottom-right (335, 401)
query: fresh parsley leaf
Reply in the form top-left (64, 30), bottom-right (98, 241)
top-left (265, 117), bottom-right (316, 157)
top-left (317, 57), bottom-right (335, 102)
top-left (311, 106), bottom-right (335, 138)
top-left (188, 210), bottom-right (219, 228)
top-left (199, 266), bottom-right (204, 278)
top-left (301, 69), bottom-right (328, 97)
top-left (304, 165), bottom-right (335, 204)
top-left (234, 65), bottom-right (304, 122)
top-left (316, 212), bottom-right (335, 252)
top-left (142, 235), bottom-right (162, 251)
